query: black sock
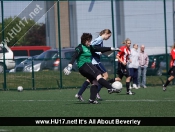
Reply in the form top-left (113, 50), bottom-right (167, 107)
top-left (164, 80), bottom-right (170, 87)
top-left (108, 78), bottom-right (115, 83)
top-left (126, 82), bottom-right (130, 92)
top-left (90, 85), bottom-right (98, 100)
top-left (98, 78), bottom-right (112, 90)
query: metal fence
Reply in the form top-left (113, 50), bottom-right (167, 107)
top-left (0, 0), bottom-right (174, 90)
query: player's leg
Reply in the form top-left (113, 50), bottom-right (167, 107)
top-left (163, 66), bottom-right (175, 91)
top-left (108, 77), bottom-right (121, 84)
top-left (95, 63), bottom-right (108, 100)
top-left (96, 74), bottom-right (116, 94)
top-left (89, 80), bottom-right (99, 104)
top-left (97, 73), bottom-right (107, 100)
top-left (75, 79), bottom-right (90, 101)
top-left (163, 76), bottom-right (174, 91)
top-left (126, 76), bottom-right (134, 95)
top-left (79, 63), bottom-right (116, 96)
top-left (121, 64), bottom-right (135, 95)
top-left (108, 62), bottom-right (122, 84)
top-left (137, 66), bottom-right (141, 88)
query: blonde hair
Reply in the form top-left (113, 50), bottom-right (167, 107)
top-left (171, 42), bottom-right (175, 50)
top-left (99, 29), bottom-right (111, 36)
top-left (122, 38), bottom-right (131, 44)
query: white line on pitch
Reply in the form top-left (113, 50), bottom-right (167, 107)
top-left (106, 100), bottom-right (175, 102)
top-left (0, 129), bottom-right (11, 132)
top-left (1, 99), bottom-right (175, 102)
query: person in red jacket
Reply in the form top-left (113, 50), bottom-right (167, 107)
top-left (163, 43), bottom-right (175, 91)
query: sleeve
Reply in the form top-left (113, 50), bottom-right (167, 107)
top-left (117, 47), bottom-right (123, 57)
top-left (69, 46), bottom-right (82, 65)
top-left (91, 36), bottom-right (103, 46)
top-left (146, 54), bottom-right (149, 66)
top-left (90, 45), bottom-right (111, 53)
top-left (171, 49), bottom-right (175, 60)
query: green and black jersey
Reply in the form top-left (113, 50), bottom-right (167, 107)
top-left (69, 44), bottom-right (111, 69)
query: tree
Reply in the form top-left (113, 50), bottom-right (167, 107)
top-left (23, 23), bottom-right (46, 46)
top-left (0, 16), bottom-right (46, 46)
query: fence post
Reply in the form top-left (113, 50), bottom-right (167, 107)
top-left (57, 1), bottom-right (63, 89)
top-left (1, 1), bottom-right (7, 90)
top-left (111, 0), bottom-right (116, 78)
top-left (32, 57), bottom-right (35, 90)
top-left (163, 0), bottom-right (168, 80)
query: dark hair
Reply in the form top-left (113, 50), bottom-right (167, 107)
top-left (99, 29), bottom-right (111, 36)
top-left (81, 33), bottom-right (92, 44)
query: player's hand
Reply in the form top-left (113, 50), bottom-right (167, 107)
top-left (122, 62), bottom-right (127, 65)
top-left (63, 64), bottom-right (72, 75)
top-left (111, 47), bottom-right (121, 52)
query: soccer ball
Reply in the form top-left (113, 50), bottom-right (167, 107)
top-left (17, 86), bottom-right (23, 92)
top-left (112, 81), bottom-right (122, 93)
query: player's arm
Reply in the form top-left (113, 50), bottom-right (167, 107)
top-left (116, 48), bottom-right (126, 65)
top-left (116, 54), bottom-right (126, 65)
top-left (90, 45), bottom-right (120, 53)
top-left (64, 46), bottom-right (82, 75)
top-left (91, 36), bottom-right (103, 55)
top-left (69, 47), bottom-right (82, 65)
top-left (145, 54), bottom-right (149, 67)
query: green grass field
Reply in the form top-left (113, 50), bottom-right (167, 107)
top-left (0, 71), bottom-right (173, 90)
top-left (0, 85), bottom-right (175, 132)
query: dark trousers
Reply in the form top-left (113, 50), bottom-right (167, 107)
top-left (129, 68), bottom-right (138, 85)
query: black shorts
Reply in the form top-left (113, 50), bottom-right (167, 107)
top-left (168, 66), bottom-right (175, 76)
top-left (79, 63), bottom-right (102, 84)
top-left (117, 62), bottom-right (130, 79)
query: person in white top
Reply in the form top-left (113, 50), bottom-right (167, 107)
top-left (128, 44), bottom-right (139, 89)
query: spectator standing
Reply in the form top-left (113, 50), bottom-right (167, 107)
top-left (128, 44), bottom-right (139, 89)
top-left (138, 45), bottom-right (149, 88)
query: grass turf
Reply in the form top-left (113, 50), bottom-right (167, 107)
top-left (0, 86), bottom-right (175, 131)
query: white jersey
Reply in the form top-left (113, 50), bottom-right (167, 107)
top-left (91, 36), bottom-right (103, 65)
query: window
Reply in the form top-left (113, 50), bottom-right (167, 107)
top-left (29, 50), bottom-right (44, 56)
top-left (64, 51), bottom-right (74, 59)
top-left (36, 51), bottom-right (47, 59)
top-left (45, 51), bottom-right (57, 59)
top-left (13, 50), bottom-right (28, 56)
top-left (0, 47), bottom-right (8, 53)
top-left (52, 52), bottom-right (59, 59)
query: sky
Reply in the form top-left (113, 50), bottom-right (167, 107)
top-left (75, 1), bottom-right (174, 49)
top-left (0, 1), bottom-right (45, 23)
top-left (0, 1), bottom-right (174, 50)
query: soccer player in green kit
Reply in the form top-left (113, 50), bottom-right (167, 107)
top-left (63, 33), bottom-right (120, 104)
